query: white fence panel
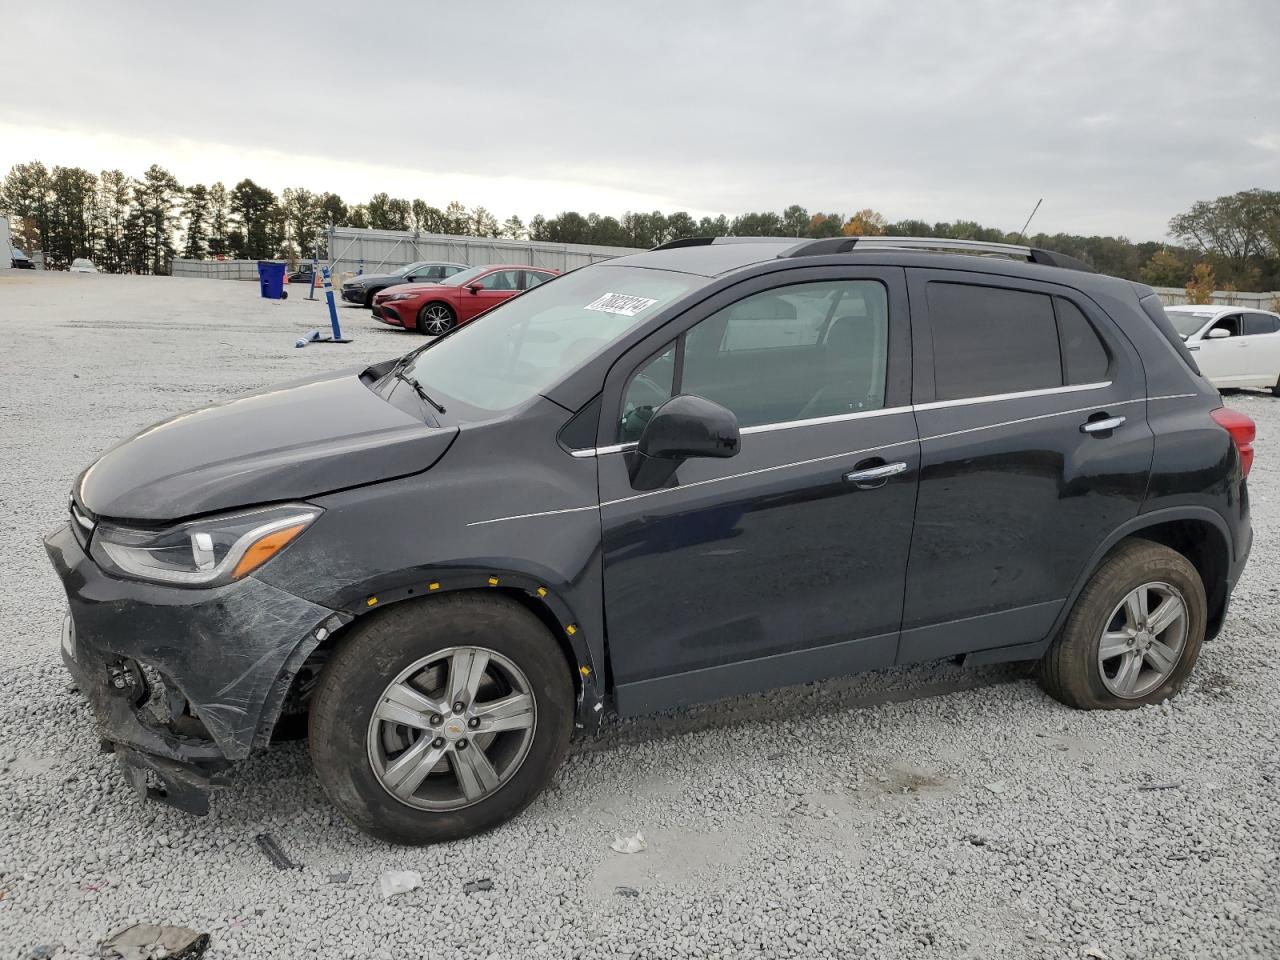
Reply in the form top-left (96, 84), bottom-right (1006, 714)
top-left (171, 259), bottom-right (277, 281)
top-left (324, 228), bottom-right (637, 277)
top-left (1152, 287), bottom-right (1280, 309)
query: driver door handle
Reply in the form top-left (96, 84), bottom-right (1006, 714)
top-left (1081, 415), bottom-right (1126, 434)
top-left (844, 461), bottom-right (907, 488)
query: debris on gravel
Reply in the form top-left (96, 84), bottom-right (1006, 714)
top-left (2, 275), bottom-right (1279, 958)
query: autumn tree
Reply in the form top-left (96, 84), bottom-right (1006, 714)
top-left (841, 208), bottom-right (887, 237)
top-left (1185, 262), bottom-right (1216, 304)
top-left (1140, 248), bottom-right (1189, 288)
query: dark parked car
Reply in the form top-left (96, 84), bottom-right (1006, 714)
top-left (287, 266), bottom-right (315, 285)
top-left (47, 236), bottom-right (1253, 844)
top-left (12, 246), bottom-right (34, 269)
top-left (340, 261), bottom-right (467, 306)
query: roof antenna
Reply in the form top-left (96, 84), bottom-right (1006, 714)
top-left (1016, 198), bottom-right (1043, 241)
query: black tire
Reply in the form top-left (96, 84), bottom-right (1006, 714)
top-left (280, 290), bottom-right (288, 300)
top-left (417, 302), bottom-right (456, 336)
top-left (1038, 539), bottom-right (1207, 709)
top-left (1270, 374), bottom-right (1280, 397)
top-left (309, 593), bottom-right (574, 845)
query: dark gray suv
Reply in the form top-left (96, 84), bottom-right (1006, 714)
top-left (47, 236), bottom-right (1254, 844)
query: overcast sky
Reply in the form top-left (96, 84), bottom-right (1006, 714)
top-left (2, 0), bottom-right (1276, 241)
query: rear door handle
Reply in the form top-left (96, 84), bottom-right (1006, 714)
top-left (844, 461), bottom-right (908, 488)
top-left (1081, 415), bottom-right (1126, 434)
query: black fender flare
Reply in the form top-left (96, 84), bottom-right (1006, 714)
top-left (321, 565), bottom-right (605, 731)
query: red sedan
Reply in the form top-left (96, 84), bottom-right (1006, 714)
top-left (372, 264), bottom-right (560, 335)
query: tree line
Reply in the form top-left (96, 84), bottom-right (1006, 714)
top-left (3, 160), bottom-right (1278, 291)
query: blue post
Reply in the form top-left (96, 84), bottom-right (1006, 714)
top-left (307, 255), bottom-right (318, 301)
top-left (322, 265), bottom-right (343, 340)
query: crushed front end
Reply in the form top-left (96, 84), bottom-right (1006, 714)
top-left (45, 512), bottom-right (350, 815)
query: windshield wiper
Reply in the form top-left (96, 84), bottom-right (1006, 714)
top-left (394, 370), bottom-right (446, 415)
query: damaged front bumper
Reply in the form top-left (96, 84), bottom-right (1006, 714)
top-left (46, 523), bottom-right (351, 814)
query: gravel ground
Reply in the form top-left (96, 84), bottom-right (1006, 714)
top-left (1, 272), bottom-right (1278, 959)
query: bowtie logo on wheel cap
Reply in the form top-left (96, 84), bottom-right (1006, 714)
top-left (442, 718), bottom-right (467, 740)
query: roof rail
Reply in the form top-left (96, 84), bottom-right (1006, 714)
top-left (780, 236), bottom-right (1095, 273)
top-left (650, 236), bottom-right (799, 251)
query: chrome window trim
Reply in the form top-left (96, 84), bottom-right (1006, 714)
top-left (740, 405), bottom-right (912, 435)
top-left (568, 384), bottom-right (1111, 458)
top-left (912, 381), bottom-right (1111, 412)
top-left (492, 390), bottom-right (1201, 524)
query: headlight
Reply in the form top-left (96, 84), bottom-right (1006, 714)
top-left (90, 504), bottom-right (320, 587)
top-left (386, 292), bottom-right (417, 301)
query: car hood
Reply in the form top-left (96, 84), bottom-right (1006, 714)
top-left (347, 272), bottom-right (404, 287)
top-left (77, 368), bottom-right (457, 522)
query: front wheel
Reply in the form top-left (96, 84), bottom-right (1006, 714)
top-left (417, 302), bottom-right (456, 336)
top-left (309, 593), bottom-right (574, 844)
top-left (1038, 539), bottom-right (1207, 709)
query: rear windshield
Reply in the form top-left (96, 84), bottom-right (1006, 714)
top-left (405, 264), bottom-right (706, 413)
top-left (1167, 310), bottom-right (1215, 338)
top-left (1140, 295), bottom-right (1203, 377)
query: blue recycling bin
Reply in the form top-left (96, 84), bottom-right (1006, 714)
top-left (257, 261), bottom-right (287, 299)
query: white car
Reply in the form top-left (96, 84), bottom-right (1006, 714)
top-left (1166, 304), bottom-right (1280, 394)
top-left (69, 258), bottom-right (98, 274)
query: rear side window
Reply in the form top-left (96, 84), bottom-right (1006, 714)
top-left (927, 283), bottom-right (1061, 400)
top-left (1139, 294), bottom-right (1202, 376)
top-left (1244, 313), bottom-right (1280, 336)
top-left (1055, 297), bottom-right (1110, 384)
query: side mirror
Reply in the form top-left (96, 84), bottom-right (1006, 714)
top-left (466, 283), bottom-right (483, 294)
top-left (1207, 327), bottom-right (1231, 339)
top-left (628, 395), bottom-right (740, 491)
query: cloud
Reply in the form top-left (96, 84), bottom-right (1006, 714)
top-left (3, 0), bottom-right (1277, 241)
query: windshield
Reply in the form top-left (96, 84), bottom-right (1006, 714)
top-left (392, 261), bottom-right (430, 277)
top-left (404, 264), bottom-right (706, 414)
top-left (438, 265), bottom-right (495, 287)
top-left (1168, 310), bottom-right (1216, 338)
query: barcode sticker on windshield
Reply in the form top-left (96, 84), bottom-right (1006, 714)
top-left (584, 293), bottom-right (659, 317)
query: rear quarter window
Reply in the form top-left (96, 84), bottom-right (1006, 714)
top-left (1055, 297), bottom-right (1110, 384)
top-left (1139, 294), bottom-right (1203, 377)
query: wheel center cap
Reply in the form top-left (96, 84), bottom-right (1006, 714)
top-left (442, 718), bottom-right (467, 740)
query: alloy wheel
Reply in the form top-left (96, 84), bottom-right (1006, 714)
top-left (366, 646), bottom-right (536, 810)
top-left (1097, 581), bottom-right (1188, 699)
top-left (419, 305), bottom-right (454, 336)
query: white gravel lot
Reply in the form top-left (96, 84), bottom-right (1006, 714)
top-left (1, 271), bottom-right (1278, 959)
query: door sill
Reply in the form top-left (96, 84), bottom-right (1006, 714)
top-left (613, 631), bottom-right (898, 717)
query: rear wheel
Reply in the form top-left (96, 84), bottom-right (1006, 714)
top-left (1038, 539), bottom-right (1206, 709)
top-left (309, 593), bottom-right (574, 844)
top-left (417, 302), bottom-right (456, 336)
top-left (1270, 373), bottom-right (1280, 397)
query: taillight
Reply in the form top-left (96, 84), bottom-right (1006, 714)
top-left (1210, 408), bottom-right (1256, 476)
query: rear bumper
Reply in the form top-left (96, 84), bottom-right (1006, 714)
top-left (46, 522), bottom-right (351, 813)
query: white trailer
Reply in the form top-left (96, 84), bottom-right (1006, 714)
top-left (0, 216), bottom-right (12, 271)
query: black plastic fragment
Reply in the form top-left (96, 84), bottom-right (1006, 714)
top-left (256, 832), bottom-right (301, 870)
